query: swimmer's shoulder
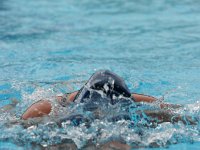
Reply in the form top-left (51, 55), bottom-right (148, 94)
top-left (56, 91), bottom-right (79, 106)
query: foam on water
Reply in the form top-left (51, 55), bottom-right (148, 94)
top-left (0, 85), bottom-right (199, 149)
top-left (1, 0), bottom-right (200, 149)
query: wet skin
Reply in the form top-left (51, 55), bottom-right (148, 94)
top-left (3, 91), bottom-right (197, 150)
top-left (21, 91), bottom-right (181, 120)
top-left (20, 91), bottom-right (196, 126)
top-left (4, 69), bottom-right (198, 149)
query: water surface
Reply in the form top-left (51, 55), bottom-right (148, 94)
top-left (0, 0), bottom-right (200, 149)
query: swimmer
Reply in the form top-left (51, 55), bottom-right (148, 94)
top-left (21, 70), bottom-right (196, 125)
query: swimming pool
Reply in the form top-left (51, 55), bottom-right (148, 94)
top-left (0, 0), bottom-right (199, 149)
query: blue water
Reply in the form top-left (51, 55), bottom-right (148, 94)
top-left (0, 0), bottom-right (200, 149)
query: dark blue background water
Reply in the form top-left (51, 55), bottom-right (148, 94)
top-left (0, 0), bottom-right (199, 149)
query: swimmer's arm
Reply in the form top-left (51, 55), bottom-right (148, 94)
top-left (132, 93), bottom-right (182, 109)
top-left (22, 91), bottom-right (78, 120)
top-left (21, 100), bottom-right (52, 120)
top-left (132, 93), bottom-right (156, 103)
top-left (144, 110), bottom-right (197, 125)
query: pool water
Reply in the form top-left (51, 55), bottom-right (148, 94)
top-left (0, 0), bottom-right (200, 149)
